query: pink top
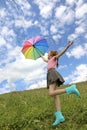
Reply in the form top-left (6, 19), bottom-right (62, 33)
top-left (47, 56), bottom-right (57, 70)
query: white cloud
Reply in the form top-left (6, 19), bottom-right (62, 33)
top-left (16, 0), bottom-right (31, 10)
top-left (0, 8), bottom-right (7, 18)
top-left (76, 3), bottom-right (87, 19)
top-left (7, 0), bottom-right (31, 16)
top-left (34, 0), bottom-right (57, 19)
top-left (40, 5), bottom-right (52, 18)
top-left (75, 26), bottom-right (84, 34)
top-left (40, 25), bottom-right (49, 36)
top-left (0, 36), bottom-right (6, 47)
top-left (68, 1), bottom-right (87, 41)
top-left (75, 0), bottom-right (84, 7)
top-left (52, 34), bottom-right (62, 41)
top-left (55, 5), bottom-right (74, 25)
top-left (1, 58), bottom-right (46, 82)
top-left (50, 25), bottom-right (58, 34)
top-left (70, 64), bottom-right (87, 83)
top-left (55, 5), bottom-right (66, 18)
top-left (59, 65), bottom-right (67, 69)
top-left (0, 80), bottom-right (16, 94)
top-left (27, 79), bottom-right (46, 90)
top-left (0, 0), bottom-right (33, 30)
top-left (66, 0), bottom-right (75, 5)
top-left (66, 43), bottom-right (87, 59)
top-left (1, 26), bottom-right (16, 38)
top-left (85, 34), bottom-right (87, 39)
top-left (0, 87), bottom-right (10, 95)
top-left (0, 26), bottom-right (17, 50)
top-left (68, 33), bottom-right (78, 41)
top-left (75, 23), bottom-right (86, 34)
top-left (15, 17), bottom-right (33, 28)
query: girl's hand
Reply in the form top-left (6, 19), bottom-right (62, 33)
top-left (67, 41), bottom-right (74, 47)
top-left (56, 41), bottom-right (74, 58)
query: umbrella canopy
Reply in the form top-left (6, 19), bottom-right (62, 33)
top-left (21, 36), bottom-right (48, 60)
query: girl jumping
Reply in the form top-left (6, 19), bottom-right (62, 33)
top-left (40, 41), bottom-right (80, 126)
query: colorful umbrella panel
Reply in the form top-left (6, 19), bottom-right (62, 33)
top-left (21, 36), bottom-right (48, 60)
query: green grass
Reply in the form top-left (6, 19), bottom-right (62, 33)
top-left (0, 81), bottom-right (87, 130)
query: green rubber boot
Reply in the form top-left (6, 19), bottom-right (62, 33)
top-left (66, 84), bottom-right (80, 97)
top-left (52, 110), bottom-right (65, 126)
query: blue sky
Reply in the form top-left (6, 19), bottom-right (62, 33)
top-left (0, 0), bottom-right (87, 94)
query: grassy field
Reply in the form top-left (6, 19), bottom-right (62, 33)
top-left (0, 81), bottom-right (87, 130)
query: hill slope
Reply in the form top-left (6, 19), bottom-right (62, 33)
top-left (0, 82), bottom-right (87, 130)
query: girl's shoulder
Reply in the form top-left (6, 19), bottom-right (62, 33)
top-left (52, 56), bottom-right (58, 60)
top-left (50, 56), bottom-right (57, 61)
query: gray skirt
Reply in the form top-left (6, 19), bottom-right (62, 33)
top-left (47, 68), bottom-right (65, 89)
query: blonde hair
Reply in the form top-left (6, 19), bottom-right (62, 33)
top-left (50, 50), bottom-right (58, 56)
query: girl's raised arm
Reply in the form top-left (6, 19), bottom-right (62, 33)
top-left (55, 41), bottom-right (74, 59)
top-left (39, 53), bottom-right (48, 62)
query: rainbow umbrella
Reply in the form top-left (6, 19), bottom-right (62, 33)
top-left (21, 36), bottom-right (48, 60)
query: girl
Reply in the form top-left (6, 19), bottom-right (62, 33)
top-left (40, 41), bottom-right (80, 126)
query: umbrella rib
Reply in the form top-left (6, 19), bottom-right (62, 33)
top-left (32, 47), bottom-right (35, 60)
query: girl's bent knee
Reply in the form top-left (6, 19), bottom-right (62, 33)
top-left (49, 91), bottom-right (55, 97)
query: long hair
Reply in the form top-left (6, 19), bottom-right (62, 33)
top-left (50, 50), bottom-right (59, 67)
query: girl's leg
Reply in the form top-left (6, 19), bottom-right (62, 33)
top-left (48, 83), bottom-right (66, 97)
top-left (48, 83), bottom-right (61, 110)
top-left (48, 83), bottom-right (80, 97)
top-left (48, 83), bottom-right (65, 126)
top-left (54, 95), bottom-right (61, 111)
